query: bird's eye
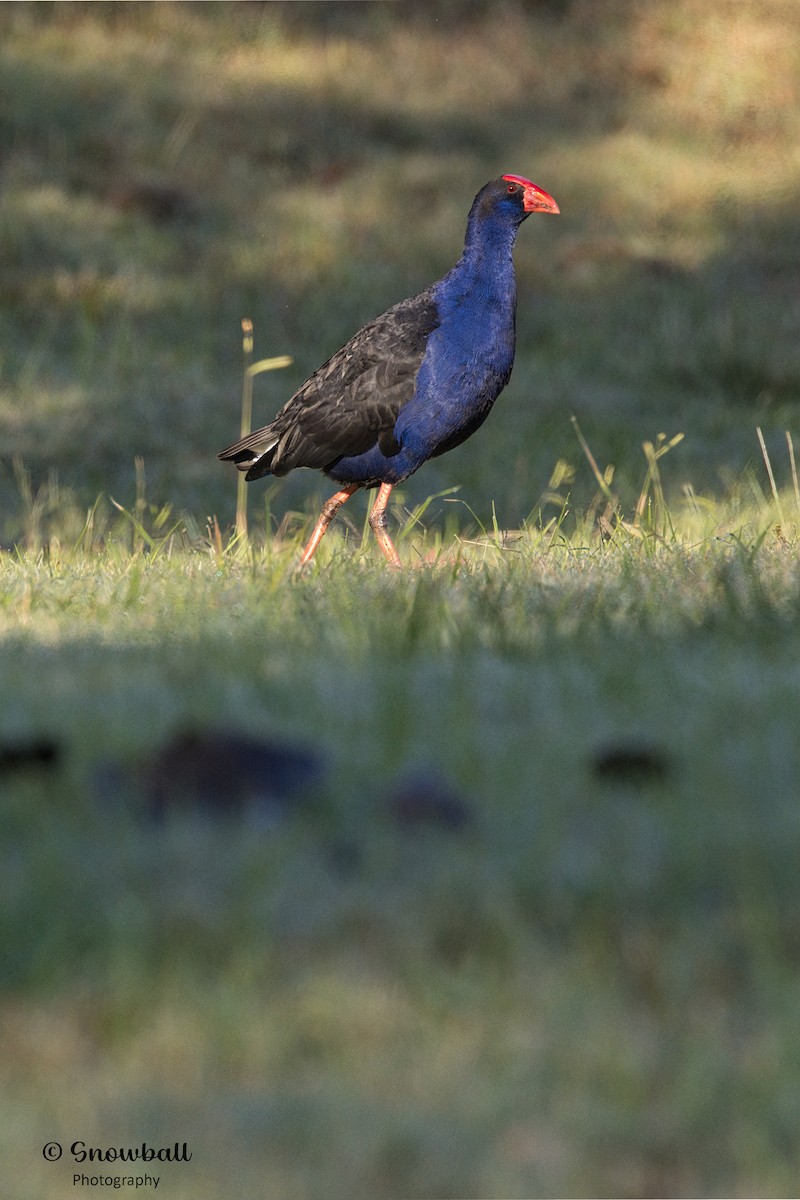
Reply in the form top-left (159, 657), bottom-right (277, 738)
top-left (507, 183), bottom-right (517, 194)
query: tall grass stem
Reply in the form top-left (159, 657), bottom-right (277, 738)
top-left (236, 318), bottom-right (254, 542)
top-left (756, 426), bottom-right (785, 526)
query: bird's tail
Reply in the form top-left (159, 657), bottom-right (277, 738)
top-left (218, 426), bottom-right (280, 482)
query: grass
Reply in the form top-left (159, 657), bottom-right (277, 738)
top-left (4, 481), bottom-right (800, 1197)
top-left (2, 2), bottom-right (800, 1197)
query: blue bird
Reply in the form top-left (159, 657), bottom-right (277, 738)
top-left (218, 174), bottom-right (559, 567)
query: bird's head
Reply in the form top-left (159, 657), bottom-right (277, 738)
top-left (469, 175), bottom-right (560, 232)
top-left (501, 174), bottom-right (560, 217)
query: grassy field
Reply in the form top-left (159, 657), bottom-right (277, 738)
top-left (2, 2), bottom-right (800, 1197)
top-left (5, 516), bottom-right (800, 1199)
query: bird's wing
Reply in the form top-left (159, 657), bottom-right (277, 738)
top-left (255, 288), bottom-right (439, 475)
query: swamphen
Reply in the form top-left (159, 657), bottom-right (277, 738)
top-left (218, 174), bottom-right (559, 567)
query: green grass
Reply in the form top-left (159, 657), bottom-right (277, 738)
top-left (4, 497), bottom-right (800, 1197)
top-left (2, 2), bottom-right (800, 1197)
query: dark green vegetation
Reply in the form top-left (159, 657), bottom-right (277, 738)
top-left (2, 3), bottom-right (800, 1197)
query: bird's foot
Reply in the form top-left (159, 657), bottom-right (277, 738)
top-left (368, 483), bottom-right (402, 568)
top-left (295, 485), bottom-right (358, 571)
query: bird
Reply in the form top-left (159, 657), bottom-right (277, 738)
top-left (218, 174), bottom-right (559, 568)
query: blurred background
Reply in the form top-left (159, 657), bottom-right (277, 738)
top-left (3, 4), bottom-right (800, 1199)
top-left (1, 0), bottom-right (798, 540)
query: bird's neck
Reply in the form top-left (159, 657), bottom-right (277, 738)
top-left (458, 214), bottom-right (520, 294)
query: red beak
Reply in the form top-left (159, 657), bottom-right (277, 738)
top-left (522, 183), bottom-right (560, 214)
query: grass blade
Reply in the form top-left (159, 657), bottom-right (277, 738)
top-left (756, 426), bottom-right (785, 526)
top-left (786, 430), bottom-right (800, 519)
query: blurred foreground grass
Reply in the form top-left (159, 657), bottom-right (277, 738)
top-left (3, 2), bottom-right (800, 1197)
top-left (4, 493), bottom-right (800, 1197)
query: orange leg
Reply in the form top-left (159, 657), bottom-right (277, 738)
top-left (368, 482), bottom-right (402, 568)
top-left (298, 485), bottom-right (358, 568)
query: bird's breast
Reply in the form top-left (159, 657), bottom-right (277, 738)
top-left (392, 301), bottom-right (516, 465)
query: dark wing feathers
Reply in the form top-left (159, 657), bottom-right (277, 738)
top-left (219, 289), bottom-right (439, 479)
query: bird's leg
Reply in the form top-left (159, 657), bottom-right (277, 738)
top-left (297, 485), bottom-right (358, 568)
top-left (368, 483), bottom-right (402, 568)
